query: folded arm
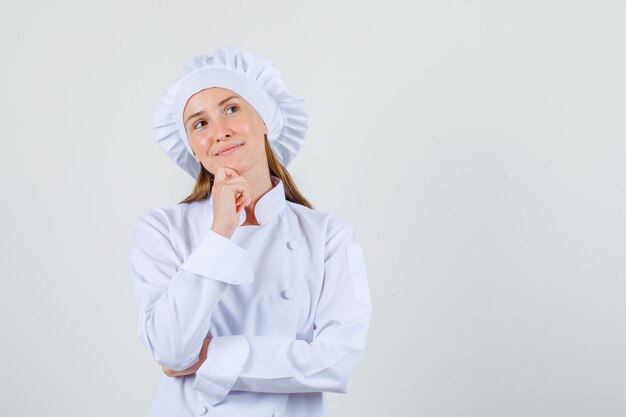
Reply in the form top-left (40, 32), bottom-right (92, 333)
top-left (192, 223), bottom-right (372, 405)
top-left (129, 210), bottom-right (254, 371)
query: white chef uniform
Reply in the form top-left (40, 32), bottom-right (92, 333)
top-left (129, 175), bottom-right (372, 417)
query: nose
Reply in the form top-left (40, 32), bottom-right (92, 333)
top-left (211, 118), bottom-right (232, 142)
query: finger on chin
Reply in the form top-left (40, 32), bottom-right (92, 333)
top-left (224, 167), bottom-right (239, 178)
top-left (215, 166), bottom-right (239, 182)
top-left (214, 166), bottom-right (227, 182)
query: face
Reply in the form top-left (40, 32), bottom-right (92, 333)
top-left (183, 87), bottom-right (268, 176)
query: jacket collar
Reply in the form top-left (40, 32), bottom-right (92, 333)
top-left (208, 175), bottom-right (286, 227)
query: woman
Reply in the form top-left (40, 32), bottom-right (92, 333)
top-left (129, 47), bottom-right (372, 417)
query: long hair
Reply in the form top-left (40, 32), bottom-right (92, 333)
top-left (179, 133), bottom-right (313, 209)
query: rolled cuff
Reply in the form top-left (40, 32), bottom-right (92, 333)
top-left (193, 335), bottom-right (250, 405)
top-left (180, 230), bottom-right (254, 285)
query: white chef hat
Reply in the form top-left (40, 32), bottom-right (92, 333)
top-left (152, 47), bottom-right (309, 178)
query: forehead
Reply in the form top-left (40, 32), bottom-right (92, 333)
top-left (184, 87), bottom-right (239, 111)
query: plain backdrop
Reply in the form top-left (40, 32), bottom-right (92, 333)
top-left (1, 1), bottom-right (625, 416)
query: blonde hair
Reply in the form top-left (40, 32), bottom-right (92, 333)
top-left (179, 133), bottom-right (313, 209)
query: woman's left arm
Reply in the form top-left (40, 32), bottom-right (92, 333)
top-left (190, 223), bottom-right (372, 405)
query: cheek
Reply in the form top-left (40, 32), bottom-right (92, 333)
top-left (190, 134), bottom-right (211, 152)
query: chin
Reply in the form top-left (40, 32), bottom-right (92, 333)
top-left (212, 160), bottom-right (249, 175)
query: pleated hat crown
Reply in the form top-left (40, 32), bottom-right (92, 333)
top-left (152, 47), bottom-right (309, 178)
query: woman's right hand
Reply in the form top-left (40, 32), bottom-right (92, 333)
top-left (162, 337), bottom-right (212, 378)
top-left (211, 166), bottom-right (251, 239)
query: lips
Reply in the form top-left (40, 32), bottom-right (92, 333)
top-left (215, 143), bottom-right (243, 156)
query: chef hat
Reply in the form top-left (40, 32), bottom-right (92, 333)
top-left (152, 47), bottom-right (309, 178)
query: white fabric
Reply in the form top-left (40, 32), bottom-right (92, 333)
top-left (152, 47), bottom-right (309, 179)
top-left (129, 176), bottom-right (372, 417)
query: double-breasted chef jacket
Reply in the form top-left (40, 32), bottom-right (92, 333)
top-left (129, 175), bottom-right (372, 417)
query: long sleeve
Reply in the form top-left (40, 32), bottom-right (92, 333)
top-left (192, 223), bottom-right (372, 404)
top-left (129, 209), bottom-right (254, 371)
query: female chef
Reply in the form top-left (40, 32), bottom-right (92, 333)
top-left (129, 47), bottom-right (372, 417)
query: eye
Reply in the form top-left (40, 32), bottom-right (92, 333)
top-left (225, 105), bottom-right (239, 115)
top-left (193, 120), bottom-right (207, 130)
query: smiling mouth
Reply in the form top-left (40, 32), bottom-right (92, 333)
top-left (216, 144), bottom-right (244, 156)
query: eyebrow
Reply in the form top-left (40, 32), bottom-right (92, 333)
top-left (185, 95), bottom-right (239, 124)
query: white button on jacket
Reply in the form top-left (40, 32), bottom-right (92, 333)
top-left (129, 175), bottom-right (372, 417)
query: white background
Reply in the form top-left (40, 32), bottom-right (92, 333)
top-left (1, 1), bottom-right (625, 416)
